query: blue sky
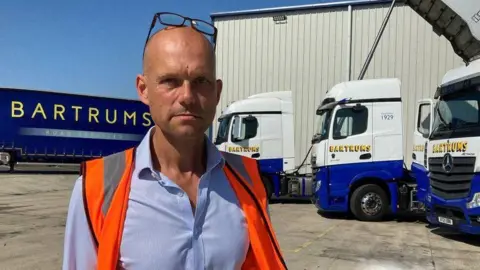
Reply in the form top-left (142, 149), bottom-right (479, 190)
top-left (0, 0), bottom-right (345, 100)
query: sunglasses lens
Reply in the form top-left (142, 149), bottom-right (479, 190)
top-left (192, 20), bottom-right (215, 36)
top-left (158, 13), bottom-right (185, 26)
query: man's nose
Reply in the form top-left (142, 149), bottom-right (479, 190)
top-left (178, 81), bottom-right (196, 105)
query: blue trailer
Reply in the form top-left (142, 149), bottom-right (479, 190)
top-left (0, 87), bottom-right (154, 171)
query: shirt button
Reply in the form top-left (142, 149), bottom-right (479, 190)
top-left (178, 191), bottom-right (184, 197)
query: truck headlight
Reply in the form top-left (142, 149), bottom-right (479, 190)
top-left (466, 193), bottom-right (480, 209)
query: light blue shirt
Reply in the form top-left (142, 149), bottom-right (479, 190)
top-left (62, 127), bottom-right (250, 270)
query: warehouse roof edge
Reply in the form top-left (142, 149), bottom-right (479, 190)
top-left (210, 0), bottom-right (393, 19)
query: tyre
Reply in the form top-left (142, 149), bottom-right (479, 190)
top-left (350, 184), bottom-right (388, 222)
top-left (262, 175), bottom-right (273, 201)
top-left (8, 162), bottom-right (14, 173)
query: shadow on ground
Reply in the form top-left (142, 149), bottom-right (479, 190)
top-left (270, 197), bottom-right (312, 205)
top-left (316, 209), bottom-right (428, 223)
top-left (317, 208), bottom-right (480, 247)
top-left (428, 225), bottom-right (480, 247)
top-left (0, 165), bottom-right (79, 175)
top-left (0, 170), bottom-right (79, 175)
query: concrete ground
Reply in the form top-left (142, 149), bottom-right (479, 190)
top-left (270, 201), bottom-right (480, 270)
top-left (1, 172), bottom-right (480, 270)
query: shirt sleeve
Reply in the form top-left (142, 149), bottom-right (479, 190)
top-left (62, 176), bottom-right (97, 270)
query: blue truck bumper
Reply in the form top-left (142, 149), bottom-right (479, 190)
top-left (312, 170), bottom-right (400, 214)
top-left (426, 195), bottom-right (480, 234)
top-left (312, 174), bottom-right (349, 213)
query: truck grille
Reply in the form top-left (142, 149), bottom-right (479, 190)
top-left (428, 156), bottom-right (476, 200)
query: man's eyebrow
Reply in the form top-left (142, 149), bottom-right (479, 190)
top-left (154, 73), bottom-right (182, 82)
top-left (156, 73), bottom-right (177, 79)
top-left (190, 67), bottom-right (215, 77)
top-left (155, 70), bottom-right (213, 80)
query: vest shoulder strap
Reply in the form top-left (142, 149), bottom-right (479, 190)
top-left (81, 147), bottom-right (136, 248)
top-left (220, 151), bottom-right (287, 269)
top-left (220, 151), bottom-right (267, 201)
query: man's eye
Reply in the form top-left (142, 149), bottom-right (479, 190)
top-left (160, 78), bottom-right (179, 87)
top-left (194, 77), bottom-right (210, 85)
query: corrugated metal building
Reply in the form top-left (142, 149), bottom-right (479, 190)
top-left (210, 0), bottom-right (463, 171)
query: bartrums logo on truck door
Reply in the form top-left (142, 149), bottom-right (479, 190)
top-left (442, 153), bottom-right (454, 173)
top-left (228, 146), bottom-right (260, 152)
top-left (329, 144), bottom-right (371, 152)
top-left (413, 144), bottom-right (425, 152)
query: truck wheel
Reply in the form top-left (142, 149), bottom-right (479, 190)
top-left (262, 175), bottom-right (273, 201)
top-left (350, 184), bottom-right (388, 222)
top-left (7, 154), bottom-right (14, 173)
top-left (9, 163), bottom-right (14, 173)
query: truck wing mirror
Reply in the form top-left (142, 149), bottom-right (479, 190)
top-left (244, 115), bottom-right (257, 122)
top-left (231, 115), bottom-right (244, 142)
top-left (231, 115), bottom-right (258, 142)
top-left (244, 115), bottom-right (258, 140)
top-left (352, 104), bottom-right (365, 112)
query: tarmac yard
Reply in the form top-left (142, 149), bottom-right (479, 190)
top-left (1, 173), bottom-right (480, 270)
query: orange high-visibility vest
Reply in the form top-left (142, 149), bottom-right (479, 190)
top-left (81, 147), bottom-right (288, 270)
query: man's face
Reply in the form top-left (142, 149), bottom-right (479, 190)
top-left (136, 27), bottom-right (222, 139)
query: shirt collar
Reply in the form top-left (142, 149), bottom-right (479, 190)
top-left (134, 126), bottom-right (225, 178)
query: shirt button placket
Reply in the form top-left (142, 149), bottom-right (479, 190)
top-left (193, 227), bottom-right (200, 238)
top-left (152, 172), bottom-right (165, 185)
top-left (192, 181), bottom-right (206, 269)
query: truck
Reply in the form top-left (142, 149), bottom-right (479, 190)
top-left (214, 91), bottom-right (314, 200)
top-left (310, 78), bottom-right (427, 221)
top-left (404, 0), bottom-right (480, 234)
top-left (311, 0), bottom-right (480, 225)
top-left (212, 79), bottom-right (426, 215)
top-left (0, 87), bottom-right (154, 171)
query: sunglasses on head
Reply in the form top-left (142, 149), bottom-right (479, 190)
top-left (142, 12), bottom-right (218, 58)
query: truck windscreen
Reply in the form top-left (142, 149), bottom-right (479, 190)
top-left (214, 114), bottom-right (232, 145)
top-left (312, 109), bottom-right (332, 144)
top-left (430, 86), bottom-right (480, 140)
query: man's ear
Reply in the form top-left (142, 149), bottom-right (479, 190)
top-left (136, 74), bottom-right (149, 106)
top-left (215, 79), bottom-right (223, 105)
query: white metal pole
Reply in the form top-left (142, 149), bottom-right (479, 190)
top-left (346, 4), bottom-right (353, 81)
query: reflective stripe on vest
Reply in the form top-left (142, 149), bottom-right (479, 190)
top-left (81, 148), bottom-right (287, 270)
top-left (82, 148), bottom-right (136, 270)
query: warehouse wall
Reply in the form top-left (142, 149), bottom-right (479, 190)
top-left (349, 3), bottom-right (463, 168)
top-left (212, 1), bottom-right (463, 172)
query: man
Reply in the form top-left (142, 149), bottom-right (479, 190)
top-left (62, 12), bottom-right (287, 270)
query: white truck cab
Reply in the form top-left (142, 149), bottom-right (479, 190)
top-left (423, 59), bottom-right (480, 233)
top-left (311, 78), bottom-right (422, 221)
top-left (404, 0), bottom-right (480, 234)
top-left (311, 78), bottom-right (403, 174)
top-left (214, 91), bottom-right (312, 199)
top-left (214, 91), bottom-right (295, 171)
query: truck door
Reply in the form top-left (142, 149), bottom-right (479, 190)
top-left (326, 103), bottom-right (373, 198)
top-left (411, 99), bottom-right (433, 203)
top-left (227, 114), bottom-right (263, 159)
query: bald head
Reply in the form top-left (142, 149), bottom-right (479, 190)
top-left (135, 25), bottom-right (222, 141)
top-left (142, 26), bottom-right (216, 75)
